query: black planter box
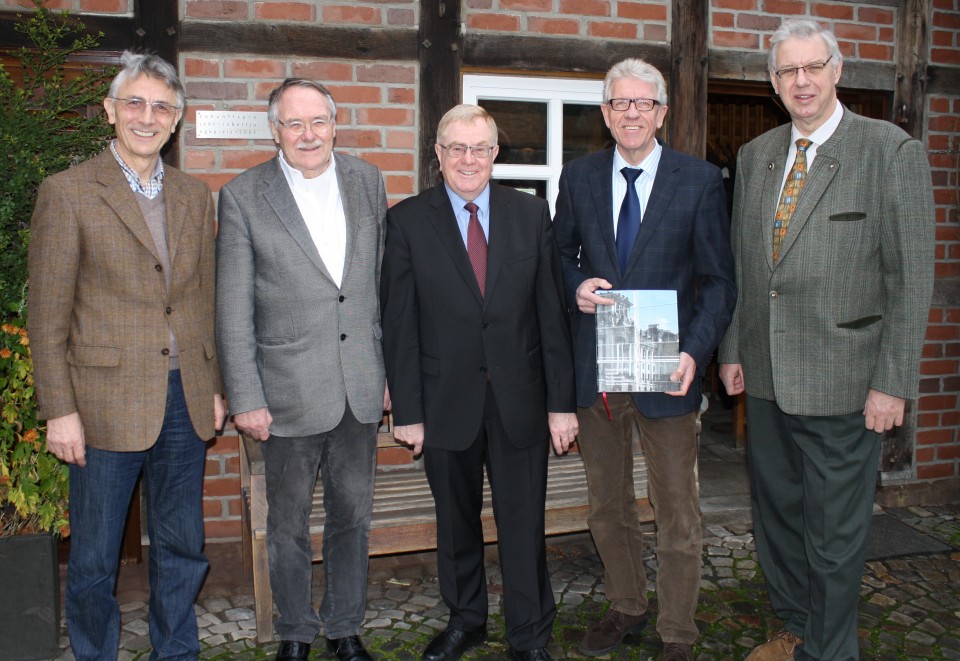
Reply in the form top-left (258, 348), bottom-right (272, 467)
top-left (0, 533), bottom-right (61, 660)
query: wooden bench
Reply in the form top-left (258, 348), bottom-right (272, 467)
top-left (239, 426), bottom-right (652, 643)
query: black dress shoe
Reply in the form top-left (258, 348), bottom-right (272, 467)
top-left (421, 627), bottom-right (487, 660)
top-left (326, 635), bottom-right (374, 660)
top-left (276, 640), bottom-right (311, 660)
top-left (509, 647), bottom-right (553, 660)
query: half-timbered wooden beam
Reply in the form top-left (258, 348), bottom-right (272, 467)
top-left (669, 0), bottom-right (709, 159)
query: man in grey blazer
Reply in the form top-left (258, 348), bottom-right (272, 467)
top-left (216, 79), bottom-right (388, 661)
top-left (719, 20), bottom-right (934, 661)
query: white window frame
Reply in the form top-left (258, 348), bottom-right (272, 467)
top-left (462, 74), bottom-right (604, 214)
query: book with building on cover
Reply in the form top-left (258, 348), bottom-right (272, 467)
top-left (595, 289), bottom-right (681, 393)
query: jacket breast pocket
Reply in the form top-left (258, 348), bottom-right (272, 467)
top-left (829, 212), bottom-right (866, 222)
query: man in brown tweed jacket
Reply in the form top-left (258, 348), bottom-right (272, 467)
top-left (28, 51), bottom-right (224, 661)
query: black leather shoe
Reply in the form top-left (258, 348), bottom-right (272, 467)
top-left (276, 640), bottom-right (311, 660)
top-left (509, 647), bottom-right (553, 660)
top-left (421, 627), bottom-right (487, 660)
top-left (326, 635), bottom-right (374, 660)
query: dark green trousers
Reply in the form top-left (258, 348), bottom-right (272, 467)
top-left (746, 396), bottom-right (881, 661)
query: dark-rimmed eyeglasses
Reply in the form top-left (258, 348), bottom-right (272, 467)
top-left (607, 98), bottom-right (660, 112)
top-left (109, 97), bottom-right (181, 117)
top-left (437, 144), bottom-right (496, 159)
top-left (774, 56), bottom-right (834, 80)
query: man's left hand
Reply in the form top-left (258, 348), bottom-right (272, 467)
top-left (665, 352), bottom-right (696, 397)
top-left (548, 412), bottom-right (579, 455)
top-left (864, 389), bottom-right (905, 433)
top-left (214, 394), bottom-right (227, 431)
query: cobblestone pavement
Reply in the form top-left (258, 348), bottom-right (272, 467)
top-left (53, 504), bottom-right (959, 661)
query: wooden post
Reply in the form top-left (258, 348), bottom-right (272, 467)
top-left (417, 0), bottom-right (462, 192)
top-left (668, 0), bottom-right (709, 159)
top-left (892, 0), bottom-right (929, 140)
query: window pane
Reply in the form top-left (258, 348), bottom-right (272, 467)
top-left (479, 99), bottom-right (547, 165)
top-left (492, 179), bottom-right (548, 199)
top-left (563, 103), bottom-right (612, 163)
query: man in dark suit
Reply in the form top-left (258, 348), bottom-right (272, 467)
top-left (216, 79), bottom-right (388, 661)
top-left (29, 52), bottom-right (224, 660)
top-left (553, 59), bottom-right (736, 661)
top-left (380, 104), bottom-right (578, 661)
top-left (719, 20), bottom-right (934, 661)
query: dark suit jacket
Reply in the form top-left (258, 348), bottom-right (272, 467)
top-left (380, 183), bottom-right (576, 450)
top-left (216, 154), bottom-right (388, 436)
top-left (718, 109), bottom-right (935, 415)
top-left (554, 145), bottom-right (736, 418)
top-left (28, 149), bottom-right (222, 449)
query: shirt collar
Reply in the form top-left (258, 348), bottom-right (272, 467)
top-left (792, 100), bottom-right (843, 146)
top-left (278, 150), bottom-right (338, 191)
top-left (613, 141), bottom-right (662, 175)
top-left (110, 140), bottom-right (164, 199)
top-left (445, 183), bottom-right (491, 217)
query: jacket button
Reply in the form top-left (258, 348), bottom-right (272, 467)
top-left (165, 306), bottom-right (172, 314)
top-left (340, 333), bottom-right (347, 341)
top-left (482, 323), bottom-right (489, 330)
top-left (338, 295), bottom-right (345, 302)
top-left (161, 348), bottom-right (170, 355)
top-left (770, 291), bottom-right (778, 298)
top-left (155, 264), bottom-right (163, 272)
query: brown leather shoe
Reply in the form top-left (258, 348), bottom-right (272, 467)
top-left (746, 630), bottom-right (804, 661)
top-left (578, 608), bottom-right (648, 656)
top-left (661, 642), bottom-right (694, 661)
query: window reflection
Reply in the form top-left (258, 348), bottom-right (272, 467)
top-left (563, 103), bottom-right (613, 162)
top-left (492, 179), bottom-right (548, 199)
top-left (479, 99), bottom-right (547, 165)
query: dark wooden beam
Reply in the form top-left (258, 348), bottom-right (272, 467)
top-left (464, 33), bottom-right (668, 75)
top-left (178, 22), bottom-right (417, 61)
top-left (709, 49), bottom-right (897, 92)
top-left (669, 0), bottom-right (708, 159)
top-left (0, 10), bottom-right (134, 51)
top-left (417, 0), bottom-right (462, 192)
top-left (134, 0), bottom-right (178, 67)
top-left (927, 64), bottom-right (960, 96)
top-left (892, 0), bottom-right (929, 138)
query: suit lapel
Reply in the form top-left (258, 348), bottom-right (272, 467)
top-left (426, 185), bottom-right (484, 304)
top-left (485, 184), bottom-right (513, 304)
top-left (588, 150), bottom-right (619, 273)
top-left (163, 169), bottom-right (186, 265)
top-left (774, 117), bottom-right (849, 264)
top-left (261, 157), bottom-right (336, 283)
top-left (95, 151), bottom-right (161, 261)
top-left (336, 155), bottom-right (359, 283)
top-left (628, 146), bottom-right (679, 271)
top-left (760, 127), bottom-right (793, 269)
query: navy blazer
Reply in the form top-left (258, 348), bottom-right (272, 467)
top-left (554, 145), bottom-right (736, 418)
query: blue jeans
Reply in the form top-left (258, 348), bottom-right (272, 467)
top-left (261, 405), bottom-right (377, 642)
top-left (66, 370), bottom-right (209, 661)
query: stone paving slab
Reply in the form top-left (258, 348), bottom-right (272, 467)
top-left (52, 505), bottom-right (959, 660)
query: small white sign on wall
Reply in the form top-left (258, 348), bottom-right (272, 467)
top-left (195, 111), bottom-right (273, 140)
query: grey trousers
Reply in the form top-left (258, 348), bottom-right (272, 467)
top-left (260, 405), bottom-right (378, 643)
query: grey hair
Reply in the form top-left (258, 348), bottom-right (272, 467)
top-left (603, 58), bottom-right (667, 106)
top-left (267, 78), bottom-right (338, 124)
top-left (768, 19), bottom-right (843, 73)
top-left (436, 104), bottom-right (498, 145)
top-left (108, 50), bottom-right (185, 110)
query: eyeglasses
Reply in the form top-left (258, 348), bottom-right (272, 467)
top-left (110, 97), bottom-right (181, 117)
top-left (607, 98), bottom-right (660, 112)
top-left (276, 117), bottom-right (333, 136)
top-left (774, 56), bottom-right (833, 80)
top-left (437, 144), bottom-right (496, 159)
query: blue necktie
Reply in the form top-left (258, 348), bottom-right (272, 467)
top-left (616, 167), bottom-right (643, 270)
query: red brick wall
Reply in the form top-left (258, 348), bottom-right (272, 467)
top-left (183, 0), bottom-right (416, 26)
top-left (179, 55), bottom-right (418, 205)
top-left (465, 0), bottom-right (669, 42)
top-left (921, 66), bottom-right (959, 484)
top-left (710, 0), bottom-right (896, 60)
top-left (0, 0), bottom-right (131, 10)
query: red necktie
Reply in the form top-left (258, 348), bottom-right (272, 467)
top-left (465, 202), bottom-right (487, 297)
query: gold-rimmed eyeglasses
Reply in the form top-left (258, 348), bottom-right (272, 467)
top-left (109, 97), bottom-right (181, 117)
top-left (774, 55), bottom-right (834, 80)
top-left (607, 98), bottom-right (660, 112)
top-left (276, 117), bottom-right (333, 136)
top-left (437, 144), bottom-right (496, 159)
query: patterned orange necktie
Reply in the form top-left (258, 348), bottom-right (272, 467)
top-left (772, 138), bottom-right (813, 261)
